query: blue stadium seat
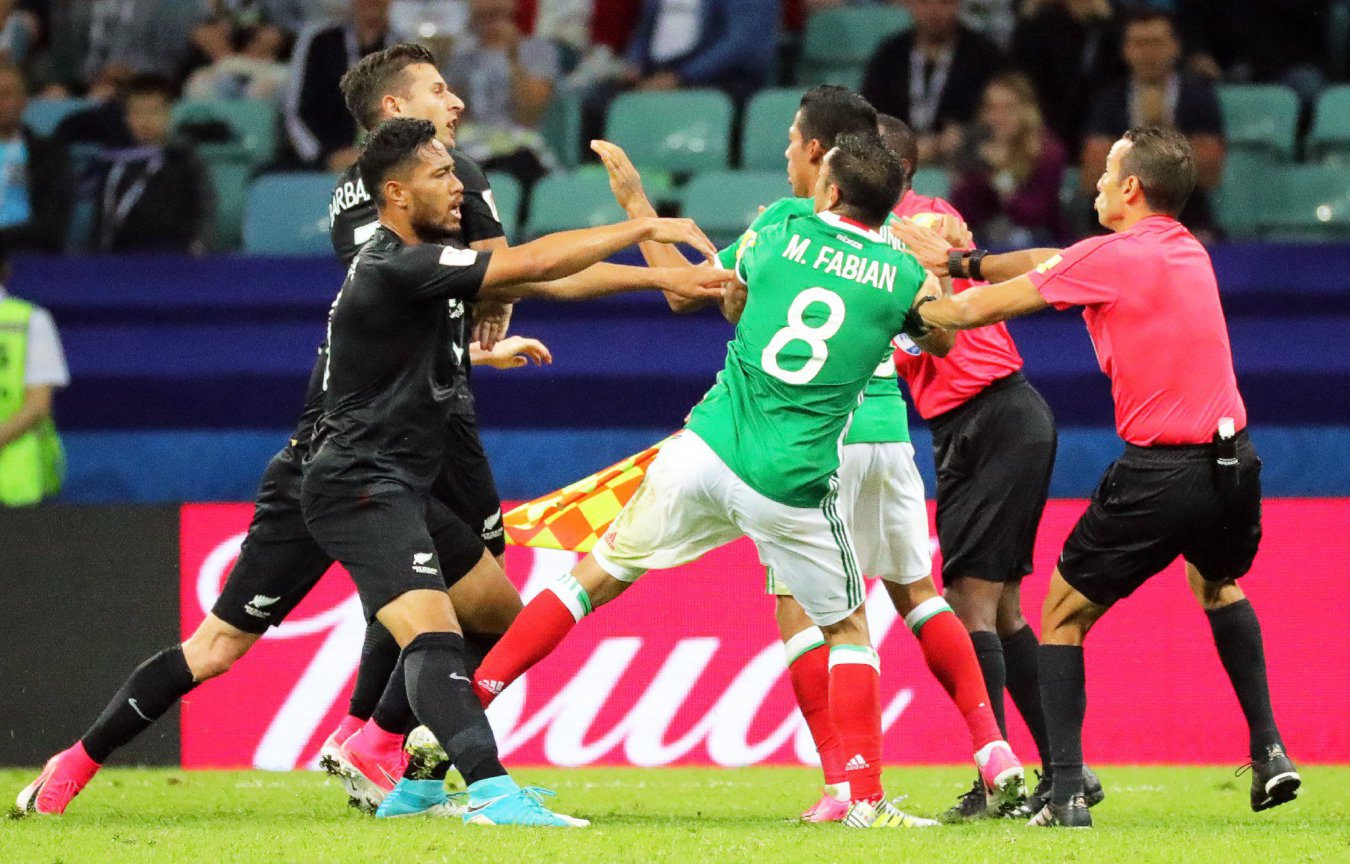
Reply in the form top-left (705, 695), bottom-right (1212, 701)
top-left (740, 89), bottom-right (802, 171)
top-left (798, 6), bottom-right (913, 88)
top-left (1307, 85), bottom-right (1350, 162)
top-left (22, 98), bottom-right (93, 137)
top-left (242, 173), bottom-right (337, 255)
top-left (1218, 84), bottom-right (1299, 161)
top-left (524, 170), bottom-right (626, 237)
top-left (1253, 163), bottom-right (1350, 239)
top-left (484, 170), bottom-right (522, 241)
top-left (172, 98), bottom-right (278, 167)
top-left (680, 170), bottom-right (792, 247)
top-left (605, 90), bottom-right (734, 173)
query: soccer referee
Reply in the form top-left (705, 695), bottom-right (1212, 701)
top-left (913, 126), bottom-right (1299, 828)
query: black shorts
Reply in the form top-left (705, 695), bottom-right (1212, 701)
top-left (432, 411), bottom-right (505, 557)
top-left (212, 451), bottom-right (334, 634)
top-left (1059, 432), bottom-right (1263, 607)
top-left (928, 372), bottom-right (1057, 585)
top-left (301, 483), bottom-right (487, 621)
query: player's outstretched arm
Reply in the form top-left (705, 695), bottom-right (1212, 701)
top-left (917, 275), bottom-right (1050, 331)
top-left (470, 335), bottom-right (552, 369)
top-left (909, 272), bottom-right (954, 357)
top-left (510, 262), bottom-right (733, 302)
top-left (890, 217), bottom-right (1060, 283)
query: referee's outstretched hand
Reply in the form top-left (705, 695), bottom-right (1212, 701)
top-left (658, 265), bottom-right (735, 300)
top-left (644, 217), bottom-right (721, 264)
top-left (891, 216), bottom-right (956, 276)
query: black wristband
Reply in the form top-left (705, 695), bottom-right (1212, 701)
top-left (968, 248), bottom-right (988, 282)
top-left (947, 248), bottom-right (967, 279)
top-left (902, 294), bottom-right (939, 339)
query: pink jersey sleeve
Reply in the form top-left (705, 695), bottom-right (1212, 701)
top-left (1026, 232), bottom-right (1127, 310)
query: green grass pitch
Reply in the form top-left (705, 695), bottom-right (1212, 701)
top-left (1, 766), bottom-right (1346, 863)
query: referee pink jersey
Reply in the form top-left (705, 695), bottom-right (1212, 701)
top-left (1027, 214), bottom-right (1246, 446)
top-left (890, 190), bottom-right (1024, 419)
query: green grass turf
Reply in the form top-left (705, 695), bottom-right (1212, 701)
top-left (0, 766), bottom-right (1345, 863)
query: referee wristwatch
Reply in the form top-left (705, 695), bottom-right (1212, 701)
top-left (948, 248), bottom-right (989, 281)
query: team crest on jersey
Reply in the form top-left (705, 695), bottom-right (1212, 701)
top-left (894, 333), bottom-right (922, 356)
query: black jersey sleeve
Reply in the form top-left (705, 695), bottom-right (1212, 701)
top-left (450, 149), bottom-right (506, 244)
top-left (378, 244), bottom-right (492, 301)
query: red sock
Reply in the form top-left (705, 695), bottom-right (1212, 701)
top-left (909, 602), bottom-right (1003, 751)
top-left (473, 583), bottom-right (585, 707)
top-left (828, 645), bottom-right (883, 803)
top-left (785, 631), bottom-right (846, 786)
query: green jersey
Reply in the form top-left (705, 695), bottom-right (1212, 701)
top-left (687, 209), bottom-right (927, 507)
top-left (715, 197), bottom-right (911, 447)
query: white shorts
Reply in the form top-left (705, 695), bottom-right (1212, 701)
top-left (592, 431), bottom-right (866, 626)
top-left (767, 441), bottom-right (932, 596)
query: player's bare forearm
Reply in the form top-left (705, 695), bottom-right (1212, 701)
top-left (911, 274), bottom-right (953, 356)
top-left (979, 248), bottom-right (1062, 283)
top-left (919, 275), bottom-right (1049, 330)
top-left (514, 263), bottom-right (730, 303)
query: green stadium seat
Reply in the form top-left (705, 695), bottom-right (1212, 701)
top-left (680, 170), bottom-right (792, 247)
top-left (483, 170), bottom-right (522, 241)
top-left (1218, 84), bottom-right (1299, 161)
top-left (242, 172), bottom-right (337, 255)
top-left (172, 98), bottom-right (278, 167)
top-left (605, 90), bottom-right (734, 173)
top-left (741, 89), bottom-right (802, 171)
top-left (798, 5), bottom-right (913, 88)
top-left (524, 171), bottom-right (626, 237)
top-left (1254, 163), bottom-right (1350, 239)
top-left (1214, 149), bottom-right (1276, 237)
top-left (911, 166), bottom-right (950, 201)
top-left (1307, 85), bottom-right (1350, 161)
top-left (540, 89), bottom-right (583, 169)
top-left (202, 153), bottom-right (253, 250)
top-left (22, 98), bottom-right (93, 137)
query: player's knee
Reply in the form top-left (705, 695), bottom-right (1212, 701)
top-left (1186, 564), bottom-right (1244, 610)
top-left (182, 631), bottom-right (255, 681)
top-left (882, 577), bottom-right (938, 618)
top-left (995, 582), bottom-right (1029, 635)
top-left (820, 605), bottom-right (870, 646)
top-left (774, 595), bottom-right (813, 640)
top-left (1039, 571), bottom-right (1103, 645)
top-left (943, 578), bottom-right (1000, 632)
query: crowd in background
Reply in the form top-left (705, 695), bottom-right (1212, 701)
top-left (0, 0), bottom-right (1346, 254)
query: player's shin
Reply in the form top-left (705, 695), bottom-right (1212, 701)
top-left (1002, 625), bottom-right (1051, 768)
top-left (906, 597), bottom-right (1004, 751)
top-left (346, 621), bottom-right (402, 722)
top-left (1206, 599), bottom-right (1284, 759)
top-left (402, 631), bottom-right (508, 787)
top-left (784, 628), bottom-right (847, 792)
top-left (826, 643), bottom-right (884, 804)
top-left (1039, 644), bottom-right (1087, 806)
top-left (472, 572), bottom-right (592, 706)
top-left (81, 645), bottom-right (198, 764)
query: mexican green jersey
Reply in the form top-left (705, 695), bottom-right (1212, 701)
top-left (686, 209), bottom-right (927, 507)
top-left (715, 196), bottom-right (911, 447)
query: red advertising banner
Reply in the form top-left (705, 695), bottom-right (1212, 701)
top-left (181, 499), bottom-right (1350, 770)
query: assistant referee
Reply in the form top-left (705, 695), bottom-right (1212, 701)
top-left (911, 125), bottom-right (1299, 828)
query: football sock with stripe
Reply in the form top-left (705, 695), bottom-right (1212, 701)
top-left (1206, 599), bottom-right (1284, 760)
top-left (473, 572), bottom-right (591, 707)
top-left (402, 631), bottom-right (507, 786)
top-left (784, 628), bottom-right (846, 787)
top-left (1039, 644), bottom-right (1086, 806)
top-left (81, 645), bottom-right (198, 764)
top-left (907, 599), bottom-right (1003, 751)
top-left (1002, 625), bottom-right (1051, 770)
top-left (828, 644), bottom-right (884, 803)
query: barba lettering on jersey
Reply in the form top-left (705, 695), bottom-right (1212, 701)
top-left (328, 177), bottom-right (370, 223)
top-left (782, 234), bottom-right (897, 292)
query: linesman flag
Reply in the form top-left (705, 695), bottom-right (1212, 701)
top-left (504, 435), bottom-right (673, 552)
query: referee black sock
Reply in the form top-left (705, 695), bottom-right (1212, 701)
top-left (968, 630), bottom-right (1008, 737)
top-left (1206, 599), bottom-right (1283, 760)
top-left (402, 631), bottom-right (508, 786)
top-left (1002, 625), bottom-right (1051, 770)
top-left (81, 645), bottom-right (197, 764)
top-left (347, 622), bottom-right (401, 722)
top-left (1039, 644), bottom-right (1086, 807)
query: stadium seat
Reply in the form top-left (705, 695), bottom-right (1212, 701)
top-left (605, 90), bottom-right (734, 174)
top-left (540, 89), bottom-right (583, 169)
top-left (740, 89), bottom-right (802, 171)
top-left (242, 173), bottom-right (337, 255)
top-left (1218, 84), bottom-right (1299, 161)
top-left (22, 98), bottom-right (93, 137)
top-left (204, 154), bottom-right (253, 250)
top-left (680, 170), bottom-right (791, 247)
top-left (1254, 163), bottom-right (1350, 239)
top-left (911, 166), bottom-right (950, 201)
top-left (524, 171), bottom-right (626, 237)
top-left (1307, 85), bottom-right (1350, 161)
top-left (1214, 149), bottom-right (1276, 237)
top-left (172, 98), bottom-right (278, 167)
top-left (484, 170), bottom-right (522, 240)
top-left (798, 5), bottom-right (913, 88)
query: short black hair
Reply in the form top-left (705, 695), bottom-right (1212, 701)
top-left (126, 73), bottom-right (176, 101)
top-left (1119, 125), bottom-right (1195, 215)
top-left (876, 113), bottom-right (918, 183)
top-left (797, 85), bottom-right (878, 151)
top-left (340, 43), bottom-right (438, 131)
top-left (360, 117), bottom-right (439, 207)
top-left (824, 132), bottom-right (904, 227)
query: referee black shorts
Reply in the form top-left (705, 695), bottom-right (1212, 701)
top-left (1059, 432), bottom-right (1263, 607)
top-left (301, 483), bottom-right (488, 622)
top-left (929, 372), bottom-right (1057, 585)
top-left (432, 411), bottom-right (505, 558)
top-left (212, 450), bottom-right (334, 634)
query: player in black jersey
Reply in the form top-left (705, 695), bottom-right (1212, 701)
top-left (297, 117), bottom-right (728, 825)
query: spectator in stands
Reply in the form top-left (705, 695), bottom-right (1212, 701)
top-left (445, 0), bottom-right (559, 188)
top-left (1012, 0), bottom-right (1123, 153)
top-left (1082, 10), bottom-right (1223, 237)
top-left (1177, 0), bottom-right (1330, 100)
top-left (948, 71), bottom-right (1068, 247)
top-left (861, 0), bottom-right (1004, 165)
top-left (961, 0), bottom-right (1017, 49)
top-left (0, 0), bottom-right (40, 69)
top-left (0, 63), bottom-right (73, 253)
top-left (43, 0), bottom-right (208, 94)
top-left (184, 3), bottom-right (291, 101)
top-left (92, 75), bottom-right (214, 253)
top-left (0, 250), bottom-right (68, 508)
top-left (284, 0), bottom-right (392, 170)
